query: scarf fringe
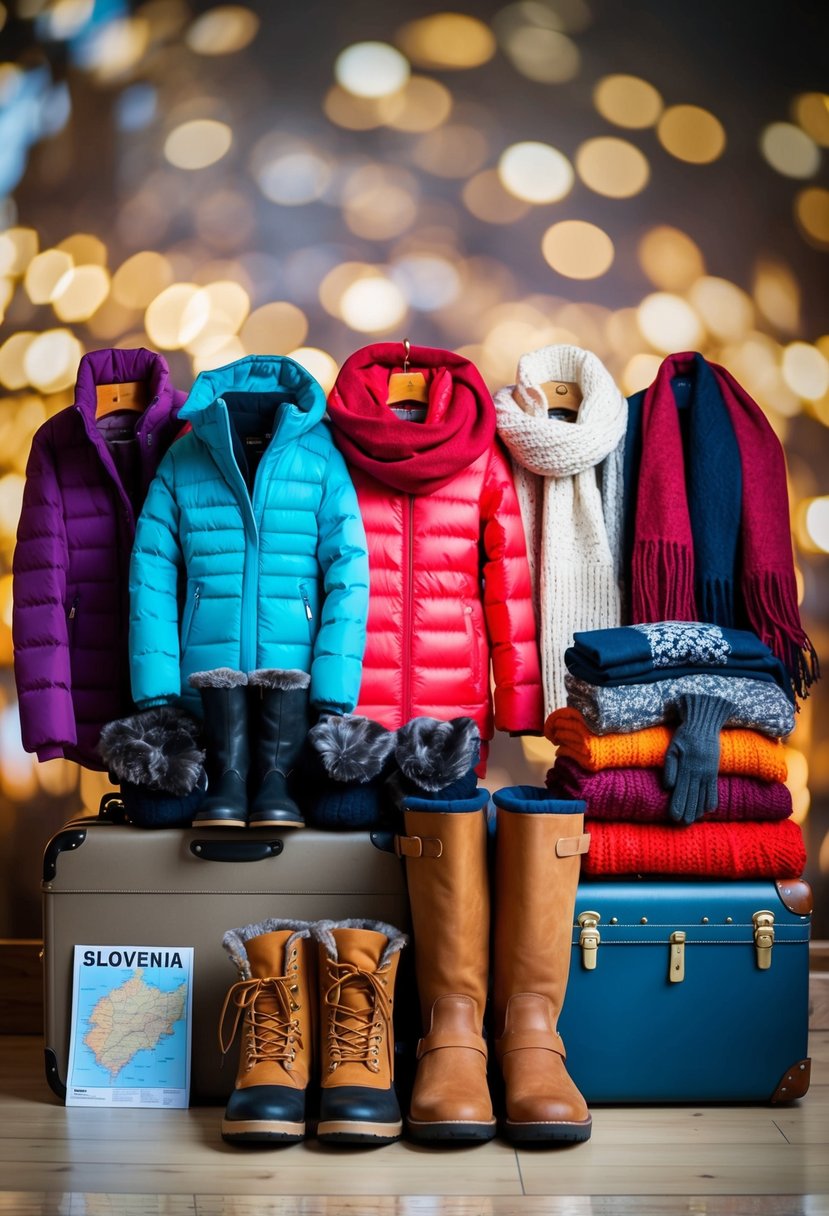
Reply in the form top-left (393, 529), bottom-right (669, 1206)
top-left (698, 575), bottom-right (734, 629)
top-left (631, 539), bottom-right (696, 624)
top-left (743, 570), bottom-right (820, 702)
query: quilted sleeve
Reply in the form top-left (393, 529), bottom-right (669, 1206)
top-left (311, 444), bottom-right (369, 713)
top-left (12, 431), bottom-right (75, 760)
top-left (480, 441), bottom-right (544, 733)
top-left (129, 454), bottom-right (184, 707)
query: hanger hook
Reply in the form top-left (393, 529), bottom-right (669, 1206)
top-left (403, 337), bottom-right (411, 373)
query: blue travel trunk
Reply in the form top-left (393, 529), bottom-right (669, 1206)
top-left (556, 878), bottom-right (812, 1104)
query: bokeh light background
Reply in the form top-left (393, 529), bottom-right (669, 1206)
top-left (1, 0), bottom-right (828, 933)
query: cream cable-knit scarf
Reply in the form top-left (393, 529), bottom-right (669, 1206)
top-left (494, 345), bottom-right (628, 714)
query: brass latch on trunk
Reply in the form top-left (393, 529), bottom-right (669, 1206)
top-left (577, 911), bottom-right (601, 969)
top-left (753, 910), bottom-right (775, 969)
top-left (669, 930), bottom-right (686, 982)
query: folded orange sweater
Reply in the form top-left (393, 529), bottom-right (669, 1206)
top-left (544, 707), bottom-right (787, 781)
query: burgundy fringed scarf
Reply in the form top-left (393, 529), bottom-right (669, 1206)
top-left (631, 352), bottom-right (818, 700)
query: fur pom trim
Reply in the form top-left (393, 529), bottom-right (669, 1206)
top-left (247, 668), bottom-right (311, 691)
top-left (188, 668), bottom-right (248, 689)
top-left (394, 716), bottom-right (480, 792)
top-left (222, 919), bottom-right (314, 978)
top-left (308, 714), bottom-right (396, 783)
top-left (98, 706), bottom-right (205, 796)
top-left (312, 919), bottom-right (408, 968)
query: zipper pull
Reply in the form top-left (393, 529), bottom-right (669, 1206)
top-left (305, 602), bottom-right (313, 620)
top-left (68, 601), bottom-right (77, 620)
top-left (194, 585), bottom-right (201, 605)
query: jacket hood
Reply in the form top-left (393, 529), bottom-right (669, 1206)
top-left (180, 355), bottom-right (326, 438)
top-left (327, 342), bottom-right (496, 495)
top-left (74, 347), bottom-right (186, 419)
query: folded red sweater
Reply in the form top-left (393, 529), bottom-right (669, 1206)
top-left (548, 756), bottom-right (793, 822)
top-left (582, 819), bottom-right (806, 878)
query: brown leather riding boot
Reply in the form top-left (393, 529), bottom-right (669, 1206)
top-left (492, 786), bottom-right (592, 1143)
top-left (314, 920), bottom-right (407, 1144)
top-left (396, 790), bottom-right (496, 1142)
top-left (219, 920), bottom-right (316, 1143)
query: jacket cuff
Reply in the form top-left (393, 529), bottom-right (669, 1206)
top-left (134, 695), bottom-right (177, 709)
top-left (36, 745), bottom-right (65, 762)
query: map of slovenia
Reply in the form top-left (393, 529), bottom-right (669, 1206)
top-left (82, 968), bottom-right (187, 1081)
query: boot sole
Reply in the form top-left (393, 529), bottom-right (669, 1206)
top-left (501, 1116), bottom-right (593, 1144)
top-left (316, 1119), bottom-right (402, 1145)
top-left (192, 817), bottom-right (247, 829)
top-left (406, 1117), bottom-right (497, 1143)
top-left (247, 819), bottom-right (305, 830)
top-left (221, 1117), bottom-right (305, 1144)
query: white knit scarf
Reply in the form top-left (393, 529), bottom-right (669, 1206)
top-left (494, 345), bottom-right (628, 715)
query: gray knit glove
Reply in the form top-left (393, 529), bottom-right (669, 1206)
top-left (663, 693), bottom-right (737, 825)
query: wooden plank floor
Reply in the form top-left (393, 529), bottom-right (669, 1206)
top-left (0, 1034), bottom-right (828, 1215)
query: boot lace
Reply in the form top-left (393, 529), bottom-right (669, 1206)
top-left (218, 976), bottom-right (302, 1072)
top-left (324, 961), bottom-right (392, 1074)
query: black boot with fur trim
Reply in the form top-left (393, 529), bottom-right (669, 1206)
top-left (98, 706), bottom-right (207, 828)
top-left (305, 714), bottom-right (397, 829)
top-left (386, 716), bottom-right (481, 808)
top-left (189, 669), bottom-right (249, 828)
top-left (247, 669), bottom-right (310, 829)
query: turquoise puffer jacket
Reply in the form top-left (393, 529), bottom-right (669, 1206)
top-left (129, 356), bottom-right (369, 717)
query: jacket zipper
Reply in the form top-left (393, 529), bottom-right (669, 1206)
top-left (184, 584), bottom-right (201, 647)
top-left (402, 494), bottom-right (414, 721)
top-left (299, 583), bottom-right (313, 621)
top-left (67, 595), bottom-right (79, 637)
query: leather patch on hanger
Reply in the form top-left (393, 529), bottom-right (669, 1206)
top-left (387, 371), bottom-right (429, 405)
top-left (95, 381), bottom-right (148, 418)
top-left (541, 380), bottom-right (581, 420)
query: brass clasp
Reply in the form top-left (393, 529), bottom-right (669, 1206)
top-left (577, 911), bottom-right (601, 970)
top-left (753, 910), bottom-right (775, 969)
top-left (669, 930), bottom-right (686, 983)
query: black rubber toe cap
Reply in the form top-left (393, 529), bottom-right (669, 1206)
top-left (225, 1085), bottom-right (306, 1125)
top-left (319, 1084), bottom-right (401, 1124)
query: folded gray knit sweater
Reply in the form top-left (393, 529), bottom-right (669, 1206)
top-left (564, 673), bottom-right (795, 738)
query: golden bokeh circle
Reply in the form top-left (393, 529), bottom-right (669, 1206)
top-left (541, 221), bottom-right (615, 280)
top-left (575, 137), bottom-right (650, 199)
top-left (657, 105), bottom-right (726, 164)
top-left (593, 75), bottom-right (663, 129)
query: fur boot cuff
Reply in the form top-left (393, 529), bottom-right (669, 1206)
top-left (312, 919), bottom-right (408, 968)
top-left (98, 706), bottom-right (205, 796)
top-left (394, 716), bottom-right (480, 792)
top-left (188, 668), bottom-right (248, 689)
top-left (247, 668), bottom-right (311, 691)
top-left (308, 714), bottom-right (397, 783)
top-left (222, 919), bottom-right (315, 978)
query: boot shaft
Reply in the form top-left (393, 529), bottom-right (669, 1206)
top-left (220, 923), bottom-right (316, 1091)
top-left (314, 922), bottom-right (405, 1092)
top-left (399, 792), bottom-right (490, 1028)
top-left (248, 671), bottom-right (311, 781)
top-left (492, 787), bottom-right (589, 1033)
top-left (191, 676), bottom-right (250, 782)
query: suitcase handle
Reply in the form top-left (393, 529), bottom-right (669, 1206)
top-left (189, 838), bottom-right (284, 863)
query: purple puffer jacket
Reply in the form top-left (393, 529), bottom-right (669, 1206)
top-left (12, 348), bottom-right (187, 768)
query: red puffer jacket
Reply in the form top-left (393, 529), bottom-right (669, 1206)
top-left (327, 343), bottom-right (543, 755)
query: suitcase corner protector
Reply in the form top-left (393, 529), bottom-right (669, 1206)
top-left (44, 1048), bottom-right (67, 1101)
top-left (42, 828), bottom-right (88, 884)
top-left (770, 1058), bottom-right (811, 1103)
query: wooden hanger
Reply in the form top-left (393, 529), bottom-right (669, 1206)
top-left (540, 379), bottom-right (582, 420)
top-left (95, 381), bottom-right (148, 419)
top-left (386, 338), bottom-right (429, 406)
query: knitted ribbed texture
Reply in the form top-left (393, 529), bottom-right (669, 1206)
top-left (664, 693), bottom-right (738, 822)
top-left (544, 707), bottom-right (787, 781)
top-left (493, 345), bottom-right (627, 714)
top-left (581, 819), bottom-right (806, 878)
top-left (565, 673), bottom-right (796, 738)
top-left (548, 756), bottom-right (793, 822)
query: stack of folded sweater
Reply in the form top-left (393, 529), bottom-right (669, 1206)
top-left (545, 622), bottom-right (806, 879)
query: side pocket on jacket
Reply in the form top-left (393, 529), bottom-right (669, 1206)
top-left (298, 581), bottom-right (314, 634)
top-left (66, 592), bottom-right (80, 643)
top-left (181, 583), bottom-right (202, 650)
top-left (463, 600), bottom-right (484, 687)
